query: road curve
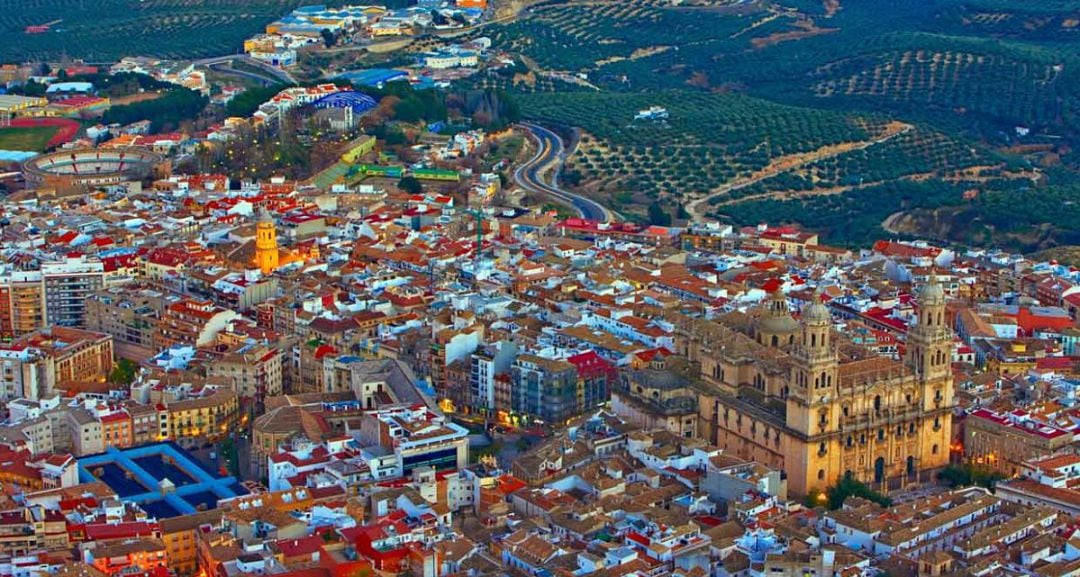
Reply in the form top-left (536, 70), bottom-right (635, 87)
top-left (193, 55), bottom-right (298, 85)
top-left (514, 123), bottom-right (614, 223)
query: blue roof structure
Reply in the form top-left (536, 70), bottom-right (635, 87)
top-left (46, 82), bottom-right (94, 93)
top-left (78, 442), bottom-right (246, 518)
top-left (0, 150), bottom-right (38, 162)
top-left (335, 68), bottom-right (409, 88)
top-left (311, 91), bottom-right (378, 113)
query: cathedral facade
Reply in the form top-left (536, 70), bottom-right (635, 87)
top-left (671, 278), bottom-right (954, 497)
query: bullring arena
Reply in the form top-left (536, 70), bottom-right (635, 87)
top-left (22, 148), bottom-right (170, 194)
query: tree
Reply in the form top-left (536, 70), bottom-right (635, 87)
top-left (320, 28), bottom-right (336, 48)
top-left (647, 201), bottom-right (672, 226)
top-left (937, 464), bottom-right (1005, 489)
top-left (108, 358), bottom-right (139, 386)
top-left (820, 472), bottom-right (892, 510)
top-left (398, 176), bottom-right (423, 194)
top-left (226, 84), bottom-right (286, 117)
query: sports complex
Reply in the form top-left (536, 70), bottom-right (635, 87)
top-left (22, 147), bottom-right (168, 193)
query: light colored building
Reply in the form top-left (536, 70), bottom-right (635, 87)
top-left (165, 389), bottom-right (240, 448)
top-left (678, 277), bottom-right (955, 497)
top-left (358, 405), bottom-right (469, 478)
top-left (205, 345), bottom-right (284, 402)
top-left (0, 327), bottom-right (113, 401)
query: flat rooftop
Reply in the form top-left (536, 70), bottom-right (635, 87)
top-left (78, 442), bottom-right (247, 518)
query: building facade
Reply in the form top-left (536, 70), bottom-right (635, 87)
top-left (676, 279), bottom-right (955, 497)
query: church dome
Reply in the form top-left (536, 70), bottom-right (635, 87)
top-left (759, 291), bottom-right (799, 336)
top-left (759, 313), bottom-right (800, 335)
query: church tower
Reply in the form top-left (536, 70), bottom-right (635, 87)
top-left (254, 208), bottom-right (280, 275)
top-left (788, 287), bottom-right (839, 433)
top-left (906, 272), bottom-right (954, 474)
top-left (906, 273), bottom-right (951, 383)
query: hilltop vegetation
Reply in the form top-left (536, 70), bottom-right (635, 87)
top-left (479, 0), bottom-right (1080, 249)
top-left (0, 0), bottom-right (372, 61)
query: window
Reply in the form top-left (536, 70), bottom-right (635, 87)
top-left (874, 395), bottom-right (882, 412)
top-left (878, 429), bottom-right (885, 441)
top-left (932, 444), bottom-right (939, 455)
top-left (817, 469), bottom-right (825, 481)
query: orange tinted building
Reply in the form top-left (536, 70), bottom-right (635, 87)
top-left (100, 411), bottom-right (134, 449)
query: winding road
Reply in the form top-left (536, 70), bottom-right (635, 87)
top-left (514, 123), bottom-right (615, 223)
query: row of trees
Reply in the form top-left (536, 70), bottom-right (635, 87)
top-left (102, 87), bottom-right (208, 132)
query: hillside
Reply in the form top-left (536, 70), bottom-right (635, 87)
top-left (0, 0), bottom-right (401, 61)
top-left (472, 0), bottom-right (1080, 247)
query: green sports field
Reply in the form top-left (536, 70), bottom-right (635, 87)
top-left (0, 125), bottom-right (59, 152)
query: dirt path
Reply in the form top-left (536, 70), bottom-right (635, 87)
top-left (881, 211), bottom-right (906, 235)
top-left (685, 121), bottom-right (912, 222)
top-left (710, 180), bottom-right (882, 207)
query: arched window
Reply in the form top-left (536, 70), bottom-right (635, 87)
top-left (874, 395), bottom-right (882, 411)
top-left (811, 334), bottom-right (817, 347)
top-left (932, 444), bottom-right (939, 455)
top-left (771, 335), bottom-right (778, 347)
top-left (817, 469), bottom-right (825, 481)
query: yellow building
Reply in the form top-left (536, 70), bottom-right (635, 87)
top-left (159, 509), bottom-right (223, 577)
top-left (254, 208), bottom-right (280, 275)
top-left (672, 277), bottom-right (955, 497)
top-left (166, 389), bottom-right (240, 446)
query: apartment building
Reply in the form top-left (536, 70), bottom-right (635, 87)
top-left (0, 505), bottom-right (68, 556)
top-left (205, 344), bottom-right (283, 406)
top-left (964, 407), bottom-right (1074, 476)
top-left (166, 389), bottom-right (240, 448)
top-left (86, 285), bottom-right (167, 350)
top-left (0, 270), bottom-right (45, 338)
top-left (0, 327), bottom-right (113, 401)
top-left (511, 354), bottom-right (578, 425)
top-left (42, 258), bottom-right (106, 328)
top-left (154, 298), bottom-right (240, 349)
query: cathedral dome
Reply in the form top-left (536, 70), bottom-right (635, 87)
top-left (759, 313), bottom-right (800, 335)
top-left (759, 291), bottom-right (799, 336)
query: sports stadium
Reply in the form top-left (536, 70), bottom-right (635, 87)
top-left (22, 147), bottom-right (169, 194)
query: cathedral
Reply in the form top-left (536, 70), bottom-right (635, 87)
top-left (670, 276), bottom-right (954, 497)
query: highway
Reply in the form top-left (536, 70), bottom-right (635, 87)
top-left (514, 123), bottom-right (615, 223)
top-left (192, 54), bottom-right (298, 85)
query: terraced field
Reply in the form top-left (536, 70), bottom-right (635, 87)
top-left (484, 0), bottom-right (1080, 246)
top-left (0, 0), bottom-right (312, 61)
top-left (517, 89), bottom-right (892, 218)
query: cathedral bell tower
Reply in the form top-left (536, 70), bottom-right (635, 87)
top-left (787, 287), bottom-right (839, 433)
top-left (906, 273), bottom-right (951, 383)
top-left (254, 207), bottom-right (280, 275)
